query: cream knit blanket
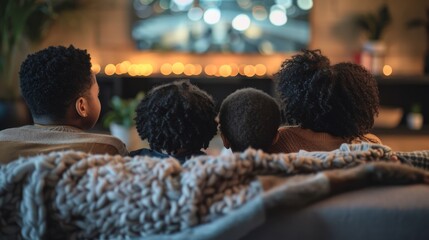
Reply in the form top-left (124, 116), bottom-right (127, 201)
top-left (0, 143), bottom-right (400, 239)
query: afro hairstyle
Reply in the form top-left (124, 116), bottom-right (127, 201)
top-left (275, 49), bottom-right (379, 140)
top-left (219, 88), bottom-right (281, 152)
top-left (19, 45), bottom-right (92, 119)
top-left (134, 80), bottom-right (217, 154)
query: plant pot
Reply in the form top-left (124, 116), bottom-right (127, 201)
top-left (109, 123), bottom-right (141, 150)
top-left (406, 113), bottom-right (423, 130)
top-left (361, 41), bottom-right (386, 75)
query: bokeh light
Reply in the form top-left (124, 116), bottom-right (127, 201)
top-left (194, 64), bottom-right (203, 75)
top-left (204, 64), bottom-right (217, 75)
top-left (104, 64), bottom-right (116, 76)
top-left (383, 65), bottom-right (393, 76)
top-left (115, 64), bottom-right (122, 75)
top-left (172, 62), bottom-right (185, 75)
top-left (230, 63), bottom-right (239, 76)
top-left (237, 0), bottom-right (252, 9)
top-left (91, 63), bottom-right (101, 74)
top-left (244, 65), bottom-right (256, 77)
top-left (184, 64), bottom-right (195, 76)
top-left (232, 14), bottom-right (251, 31)
top-left (204, 8), bottom-right (221, 25)
top-left (128, 64), bottom-right (138, 76)
top-left (276, 0), bottom-right (293, 9)
top-left (252, 5), bottom-right (267, 21)
top-left (255, 64), bottom-right (267, 76)
top-left (120, 61), bottom-right (131, 73)
top-left (188, 7), bottom-right (203, 21)
top-left (160, 63), bottom-right (172, 75)
top-left (269, 7), bottom-right (287, 26)
top-left (297, 0), bottom-right (313, 10)
top-left (219, 65), bottom-right (232, 77)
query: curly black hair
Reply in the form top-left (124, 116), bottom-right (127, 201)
top-left (219, 88), bottom-right (281, 152)
top-left (135, 80), bottom-right (217, 154)
top-left (19, 45), bottom-right (92, 119)
top-left (275, 49), bottom-right (379, 140)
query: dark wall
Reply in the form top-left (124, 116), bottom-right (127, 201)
top-left (98, 76), bottom-right (275, 109)
top-left (97, 75), bottom-right (429, 128)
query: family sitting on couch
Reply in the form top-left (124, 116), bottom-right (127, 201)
top-left (1, 45), bottom-right (429, 239)
top-left (0, 45), bottom-right (387, 164)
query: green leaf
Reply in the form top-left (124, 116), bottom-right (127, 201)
top-left (102, 92), bottom-right (145, 128)
top-left (352, 4), bottom-right (391, 41)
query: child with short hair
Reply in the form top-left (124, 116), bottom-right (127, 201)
top-left (130, 80), bottom-right (218, 163)
top-left (0, 45), bottom-right (128, 164)
top-left (218, 88), bottom-right (281, 152)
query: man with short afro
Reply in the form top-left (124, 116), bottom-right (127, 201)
top-left (0, 45), bottom-right (128, 164)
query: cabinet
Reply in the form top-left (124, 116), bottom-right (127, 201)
top-left (377, 75), bottom-right (429, 126)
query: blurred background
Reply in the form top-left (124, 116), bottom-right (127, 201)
top-left (20, 0), bottom-right (426, 75)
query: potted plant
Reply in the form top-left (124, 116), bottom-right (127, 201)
top-left (0, 0), bottom-right (83, 129)
top-left (334, 4), bottom-right (391, 74)
top-left (103, 92), bottom-right (145, 150)
top-left (407, 103), bottom-right (424, 130)
top-left (354, 4), bottom-right (391, 75)
top-left (353, 4), bottom-right (391, 42)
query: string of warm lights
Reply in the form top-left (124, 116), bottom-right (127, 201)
top-left (92, 61), bottom-right (270, 77)
top-left (93, 62), bottom-right (394, 77)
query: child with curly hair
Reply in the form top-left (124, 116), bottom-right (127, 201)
top-left (0, 45), bottom-right (128, 164)
top-left (130, 80), bottom-right (218, 163)
top-left (270, 49), bottom-right (381, 153)
top-left (218, 88), bottom-right (281, 152)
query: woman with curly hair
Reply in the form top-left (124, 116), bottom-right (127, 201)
top-left (130, 80), bottom-right (218, 163)
top-left (269, 49), bottom-right (381, 153)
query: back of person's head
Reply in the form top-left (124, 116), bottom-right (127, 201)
top-left (275, 49), bottom-right (379, 140)
top-left (219, 88), bottom-right (281, 152)
top-left (20, 45), bottom-right (93, 121)
top-left (135, 80), bottom-right (217, 155)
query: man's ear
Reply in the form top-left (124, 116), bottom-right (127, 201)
top-left (75, 97), bottom-right (88, 118)
top-left (220, 132), bottom-right (231, 149)
top-left (272, 130), bottom-right (280, 145)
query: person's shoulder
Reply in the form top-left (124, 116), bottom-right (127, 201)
top-left (278, 125), bottom-right (305, 136)
top-left (83, 132), bottom-right (128, 153)
top-left (64, 130), bottom-right (128, 156)
top-left (358, 133), bottom-right (383, 144)
top-left (0, 125), bottom-right (32, 139)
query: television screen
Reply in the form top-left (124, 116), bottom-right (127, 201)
top-left (131, 0), bottom-right (311, 54)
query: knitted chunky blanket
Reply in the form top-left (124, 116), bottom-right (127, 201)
top-left (0, 143), bottom-right (427, 239)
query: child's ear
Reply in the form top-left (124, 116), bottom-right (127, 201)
top-left (220, 132), bottom-right (231, 149)
top-left (272, 130), bottom-right (280, 145)
top-left (75, 97), bottom-right (88, 118)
